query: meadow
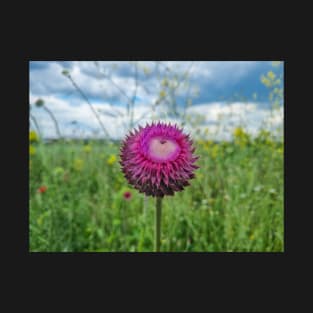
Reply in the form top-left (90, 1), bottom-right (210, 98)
top-left (29, 128), bottom-right (284, 252)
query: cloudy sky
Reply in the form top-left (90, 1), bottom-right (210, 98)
top-left (29, 61), bottom-right (284, 140)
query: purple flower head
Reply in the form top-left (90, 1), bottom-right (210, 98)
top-left (120, 121), bottom-right (199, 197)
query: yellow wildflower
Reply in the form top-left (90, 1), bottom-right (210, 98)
top-left (161, 78), bottom-right (169, 87)
top-left (206, 140), bottom-right (214, 147)
top-left (233, 127), bottom-right (245, 138)
top-left (107, 154), bottom-right (117, 165)
top-left (233, 127), bottom-right (249, 148)
top-left (267, 70), bottom-right (276, 81)
top-left (29, 130), bottom-right (38, 143)
top-left (159, 90), bottom-right (166, 98)
top-left (198, 139), bottom-right (213, 150)
top-left (261, 75), bottom-right (271, 87)
top-left (211, 144), bottom-right (219, 159)
top-left (202, 140), bottom-right (213, 152)
top-left (83, 144), bottom-right (92, 153)
top-left (29, 145), bottom-right (36, 156)
top-left (198, 139), bottom-right (205, 147)
top-left (73, 159), bottom-right (84, 171)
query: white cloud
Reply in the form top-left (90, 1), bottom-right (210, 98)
top-left (30, 63), bottom-right (145, 100)
top-left (29, 92), bottom-right (283, 141)
top-left (186, 102), bottom-right (283, 140)
top-left (30, 62), bottom-right (73, 95)
top-left (30, 61), bottom-right (272, 110)
top-left (29, 61), bottom-right (283, 140)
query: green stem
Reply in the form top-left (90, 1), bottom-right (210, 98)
top-left (43, 105), bottom-right (62, 139)
top-left (65, 73), bottom-right (111, 140)
top-left (30, 113), bottom-right (43, 139)
top-left (155, 197), bottom-right (162, 252)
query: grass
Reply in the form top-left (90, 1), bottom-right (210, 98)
top-left (29, 130), bottom-right (284, 252)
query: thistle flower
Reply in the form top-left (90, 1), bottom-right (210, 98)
top-left (120, 121), bottom-right (199, 197)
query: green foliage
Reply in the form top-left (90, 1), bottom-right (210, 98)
top-left (260, 63), bottom-right (283, 110)
top-left (29, 135), bottom-right (284, 252)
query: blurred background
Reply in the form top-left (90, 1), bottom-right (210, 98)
top-left (29, 61), bottom-right (284, 252)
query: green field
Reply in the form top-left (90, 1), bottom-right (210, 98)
top-left (29, 129), bottom-right (284, 252)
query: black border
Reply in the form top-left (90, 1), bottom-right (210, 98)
top-left (8, 41), bottom-right (295, 289)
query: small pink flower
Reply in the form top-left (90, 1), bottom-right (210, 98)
top-left (120, 121), bottom-right (199, 197)
top-left (123, 191), bottom-right (132, 200)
